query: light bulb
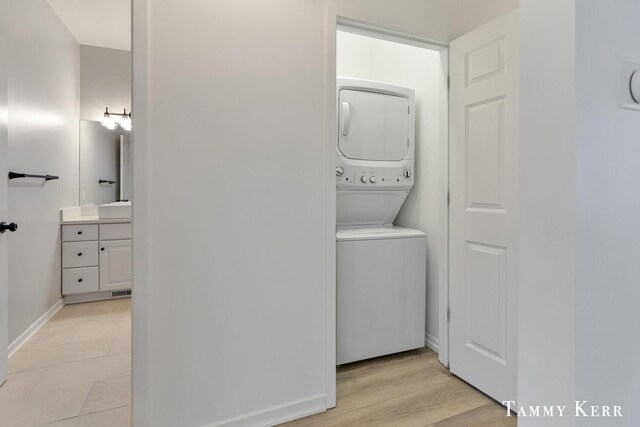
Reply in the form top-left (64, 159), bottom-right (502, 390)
top-left (100, 114), bottom-right (117, 130)
top-left (119, 115), bottom-right (132, 131)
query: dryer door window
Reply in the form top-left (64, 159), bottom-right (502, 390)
top-left (338, 89), bottom-right (409, 161)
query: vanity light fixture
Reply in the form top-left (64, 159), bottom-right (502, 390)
top-left (100, 107), bottom-right (132, 131)
top-left (631, 69), bottom-right (640, 103)
top-left (119, 114), bottom-right (132, 131)
top-left (100, 108), bottom-right (118, 130)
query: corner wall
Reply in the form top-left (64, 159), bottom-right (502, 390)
top-left (575, 1), bottom-right (640, 425)
top-left (132, 1), bottom-right (464, 425)
top-left (518, 0), bottom-right (576, 425)
top-left (520, 2), bottom-right (640, 425)
top-left (7, 1), bottom-right (80, 344)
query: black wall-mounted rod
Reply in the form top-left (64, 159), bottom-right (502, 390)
top-left (9, 172), bottom-right (59, 181)
top-left (99, 179), bottom-right (117, 185)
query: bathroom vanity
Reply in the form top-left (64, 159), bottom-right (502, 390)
top-left (61, 206), bottom-right (132, 302)
top-left (57, 120), bottom-right (134, 303)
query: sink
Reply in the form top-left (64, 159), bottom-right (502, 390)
top-left (98, 201), bottom-right (131, 219)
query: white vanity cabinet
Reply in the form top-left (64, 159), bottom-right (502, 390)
top-left (99, 223), bottom-right (132, 291)
top-left (61, 220), bottom-right (132, 297)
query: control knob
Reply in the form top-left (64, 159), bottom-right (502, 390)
top-left (360, 176), bottom-right (368, 184)
top-left (369, 176), bottom-right (377, 184)
top-left (335, 166), bottom-right (344, 177)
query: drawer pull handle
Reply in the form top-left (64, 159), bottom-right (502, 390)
top-left (77, 231), bottom-right (83, 235)
top-left (101, 248), bottom-right (105, 251)
top-left (77, 278), bottom-right (83, 283)
top-left (77, 252), bottom-right (83, 256)
top-left (0, 222), bottom-right (18, 233)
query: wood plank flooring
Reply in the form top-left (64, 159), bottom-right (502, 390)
top-left (281, 348), bottom-right (516, 427)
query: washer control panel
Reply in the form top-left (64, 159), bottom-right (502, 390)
top-left (336, 165), bottom-right (413, 190)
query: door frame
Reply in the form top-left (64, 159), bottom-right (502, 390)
top-left (323, 5), bottom-right (451, 406)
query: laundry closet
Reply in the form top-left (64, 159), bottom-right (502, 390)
top-left (333, 10), bottom-right (519, 407)
top-left (335, 29), bottom-right (448, 363)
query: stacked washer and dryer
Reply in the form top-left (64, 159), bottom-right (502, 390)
top-left (336, 78), bottom-right (426, 365)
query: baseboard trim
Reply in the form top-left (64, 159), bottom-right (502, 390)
top-left (8, 299), bottom-right (64, 357)
top-left (64, 291), bottom-right (130, 305)
top-left (207, 394), bottom-right (327, 427)
top-left (425, 332), bottom-right (439, 353)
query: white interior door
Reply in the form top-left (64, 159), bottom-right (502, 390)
top-left (0, 1), bottom-right (9, 386)
top-left (449, 9), bottom-right (519, 404)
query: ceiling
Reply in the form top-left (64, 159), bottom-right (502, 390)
top-left (47, 0), bottom-right (131, 51)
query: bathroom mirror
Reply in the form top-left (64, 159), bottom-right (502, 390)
top-left (79, 120), bottom-right (132, 205)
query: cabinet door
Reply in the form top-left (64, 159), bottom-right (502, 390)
top-left (99, 239), bottom-right (132, 291)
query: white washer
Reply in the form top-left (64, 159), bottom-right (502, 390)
top-left (337, 226), bottom-right (426, 365)
top-left (336, 78), bottom-right (426, 364)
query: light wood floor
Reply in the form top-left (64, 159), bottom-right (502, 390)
top-left (281, 348), bottom-right (516, 427)
top-left (2, 300), bottom-right (514, 427)
top-left (0, 299), bottom-right (131, 426)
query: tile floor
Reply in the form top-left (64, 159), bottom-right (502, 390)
top-left (0, 298), bottom-right (131, 427)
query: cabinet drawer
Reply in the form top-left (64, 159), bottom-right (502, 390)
top-left (62, 241), bottom-right (99, 268)
top-left (62, 267), bottom-right (99, 295)
top-left (62, 224), bottom-right (98, 242)
top-left (100, 223), bottom-right (131, 240)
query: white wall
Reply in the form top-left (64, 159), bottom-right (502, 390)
top-left (575, 1), bottom-right (640, 425)
top-left (518, 0), bottom-right (576, 425)
top-left (7, 1), bottom-right (80, 343)
top-left (336, 30), bottom-right (446, 351)
top-left (80, 45), bottom-right (131, 122)
top-left (132, 1), bottom-right (464, 426)
top-left (462, 0), bottom-right (519, 32)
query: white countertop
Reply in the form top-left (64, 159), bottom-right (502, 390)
top-left (60, 206), bottom-right (131, 225)
top-left (61, 217), bottom-right (131, 225)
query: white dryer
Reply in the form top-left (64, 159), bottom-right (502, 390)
top-left (336, 78), bottom-right (415, 226)
top-left (336, 78), bottom-right (426, 365)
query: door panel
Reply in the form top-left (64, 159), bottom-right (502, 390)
top-left (449, 10), bottom-right (519, 404)
top-left (467, 97), bottom-right (505, 211)
top-left (466, 242), bottom-right (508, 365)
